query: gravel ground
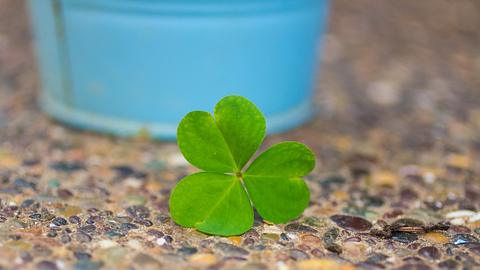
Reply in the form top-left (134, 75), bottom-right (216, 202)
top-left (1, 0), bottom-right (480, 269)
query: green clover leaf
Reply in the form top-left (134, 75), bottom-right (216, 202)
top-left (169, 96), bottom-right (315, 236)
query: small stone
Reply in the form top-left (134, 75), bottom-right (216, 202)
top-left (20, 199), bottom-right (35, 208)
top-left (111, 165), bottom-right (135, 177)
top-left (366, 253), bottom-right (389, 263)
top-left (74, 251), bottom-right (92, 260)
top-left (147, 229), bottom-right (164, 238)
top-left (164, 235), bottom-right (173, 243)
top-left (448, 225), bottom-right (470, 233)
top-left (395, 263), bottom-right (431, 270)
top-left (76, 232), bottom-right (92, 243)
top-left (73, 260), bottom-right (104, 270)
top-left (345, 236), bottom-right (362, 242)
top-left (422, 232), bottom-right (449, 245)
top-left (178, 246), bottom-right (198, 256)
top-left (79, 224), bottom-right (96, 233)
top-left (57, 189), bottom-right (73, 199)
top-left (357, 261), bottom-right (385, 269)
top-left (86, 216), bottom-right (96, 224)
top-left (451, 233), bottom-right (478, 245)
top-left (284, 223), bottom-right (317, 233)
top-left (244, 238), bottom-right (255, 245)
top-left (69, 216), bottom-right (81, 224)
top-left (126, 205), bottom-right (150, 219)
top-left (391, 218), bottom-right (424, 228)
top-left (325, 243), bottom-right (342, 254)
top-left (408, 243), bottom-right (420, 250)
top-left (445, 210), bottom-right (476, 219)
top-left (114, 216), bottom-right (132, 223)
top-left (60, 234), bottom-right (71, 243)
top-left (330, 215), bottom-right (372, 231)
top-left (139, 219), bottom-right (153, 227)
top-left (323, 227), bottom-right (339, 244)
top-left (300, 234), bottom-right (321, 245)
top-left (215, 242), bottom-right (249, 256)
top-left (418, 246), bottom-right (441, 260)
top-left (51, 217), bottom-right (68, 226)
top-left (189, 253), bottom-right (218, 267)
top-left (105, 229), bottom-right (127, 238)
top-left (364, 195), bottom-right (385, 207)
top-left (47, 230), bottom-right (57, 238)
top-left (343, 242), bottom-right (366, 257)
top-left (20, 251), bottom-right (33, 262)
top-left (468, 213), bottom-right (480, 223)
top-left (49, 161), bottom-right (85, 172)
top-left (289, 249), bottom-right (310, 261)
top-left (13, 178), bottom-right (36, 190)
top-left (262, 233), bottom-right (279, 241)
top-left (250, 245), bottom-right (266, 251)
top-left (467, 243), bottom-right (480, 256)
top-left (310, 248), bottom-right (324, 258)
top-left (228, 236), bottom-right (243, 245)
top-left (392, 232), bottom-right (418, 244)
top-left (437, 259), bottom-right (459, 269)
top-left (120, 222), bottom-right (138, 230)
top-left (36, 260), bottom-right (58, 270)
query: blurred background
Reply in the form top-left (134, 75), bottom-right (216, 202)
top-left (0, 0), bottom-right (480, 164)
top-left (1, 0), bottom-right (480, 140)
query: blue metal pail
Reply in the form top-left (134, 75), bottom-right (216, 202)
top-left (28, 0), bottom-right (329, 139)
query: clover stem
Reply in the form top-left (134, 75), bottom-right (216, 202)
top-left (236, 175), bottom-right (255, 207)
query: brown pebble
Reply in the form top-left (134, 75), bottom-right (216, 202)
top-left (330, 215), bottom-right (372, 231)
top-left (418, 246), bottom-right (441, 261)
top-left (310, 248), bottom-right (324, 258)
top-left (448, 225), bottom-right (471, 234)
top-left (300, 234), bottom-right (321, 245)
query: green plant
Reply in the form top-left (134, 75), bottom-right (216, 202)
top-left (169, 96), bottom-right (315, 236)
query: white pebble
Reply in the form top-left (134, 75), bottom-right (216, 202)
top-left (468, 213), bottom-right (480, 223)
top-left (286, 232), bottom-right (298, 241)
top-left (446, 210), bottom-right (476, 219)
top-left (450, 217), bottom-right (466, 226)
top-left (263, 225), bottom-right (282, 234)
top-left (156, 238), bottom-right (167, 246)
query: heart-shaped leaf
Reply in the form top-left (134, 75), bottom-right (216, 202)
top-left (169, 172), bottom-right (253, 236)
top-left (243, 142), bottom-right (315, 223)
top-left (177, 96), bottom-right (265, 173)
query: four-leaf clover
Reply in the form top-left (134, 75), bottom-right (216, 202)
top-left (169, 96), bottom-right (315, 236)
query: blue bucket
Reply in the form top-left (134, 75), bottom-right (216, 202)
top-left (28, 0), bottom-right (329, 140)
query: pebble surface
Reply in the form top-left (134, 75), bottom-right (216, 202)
top-left (2, 0), bottom-right (480, 269)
